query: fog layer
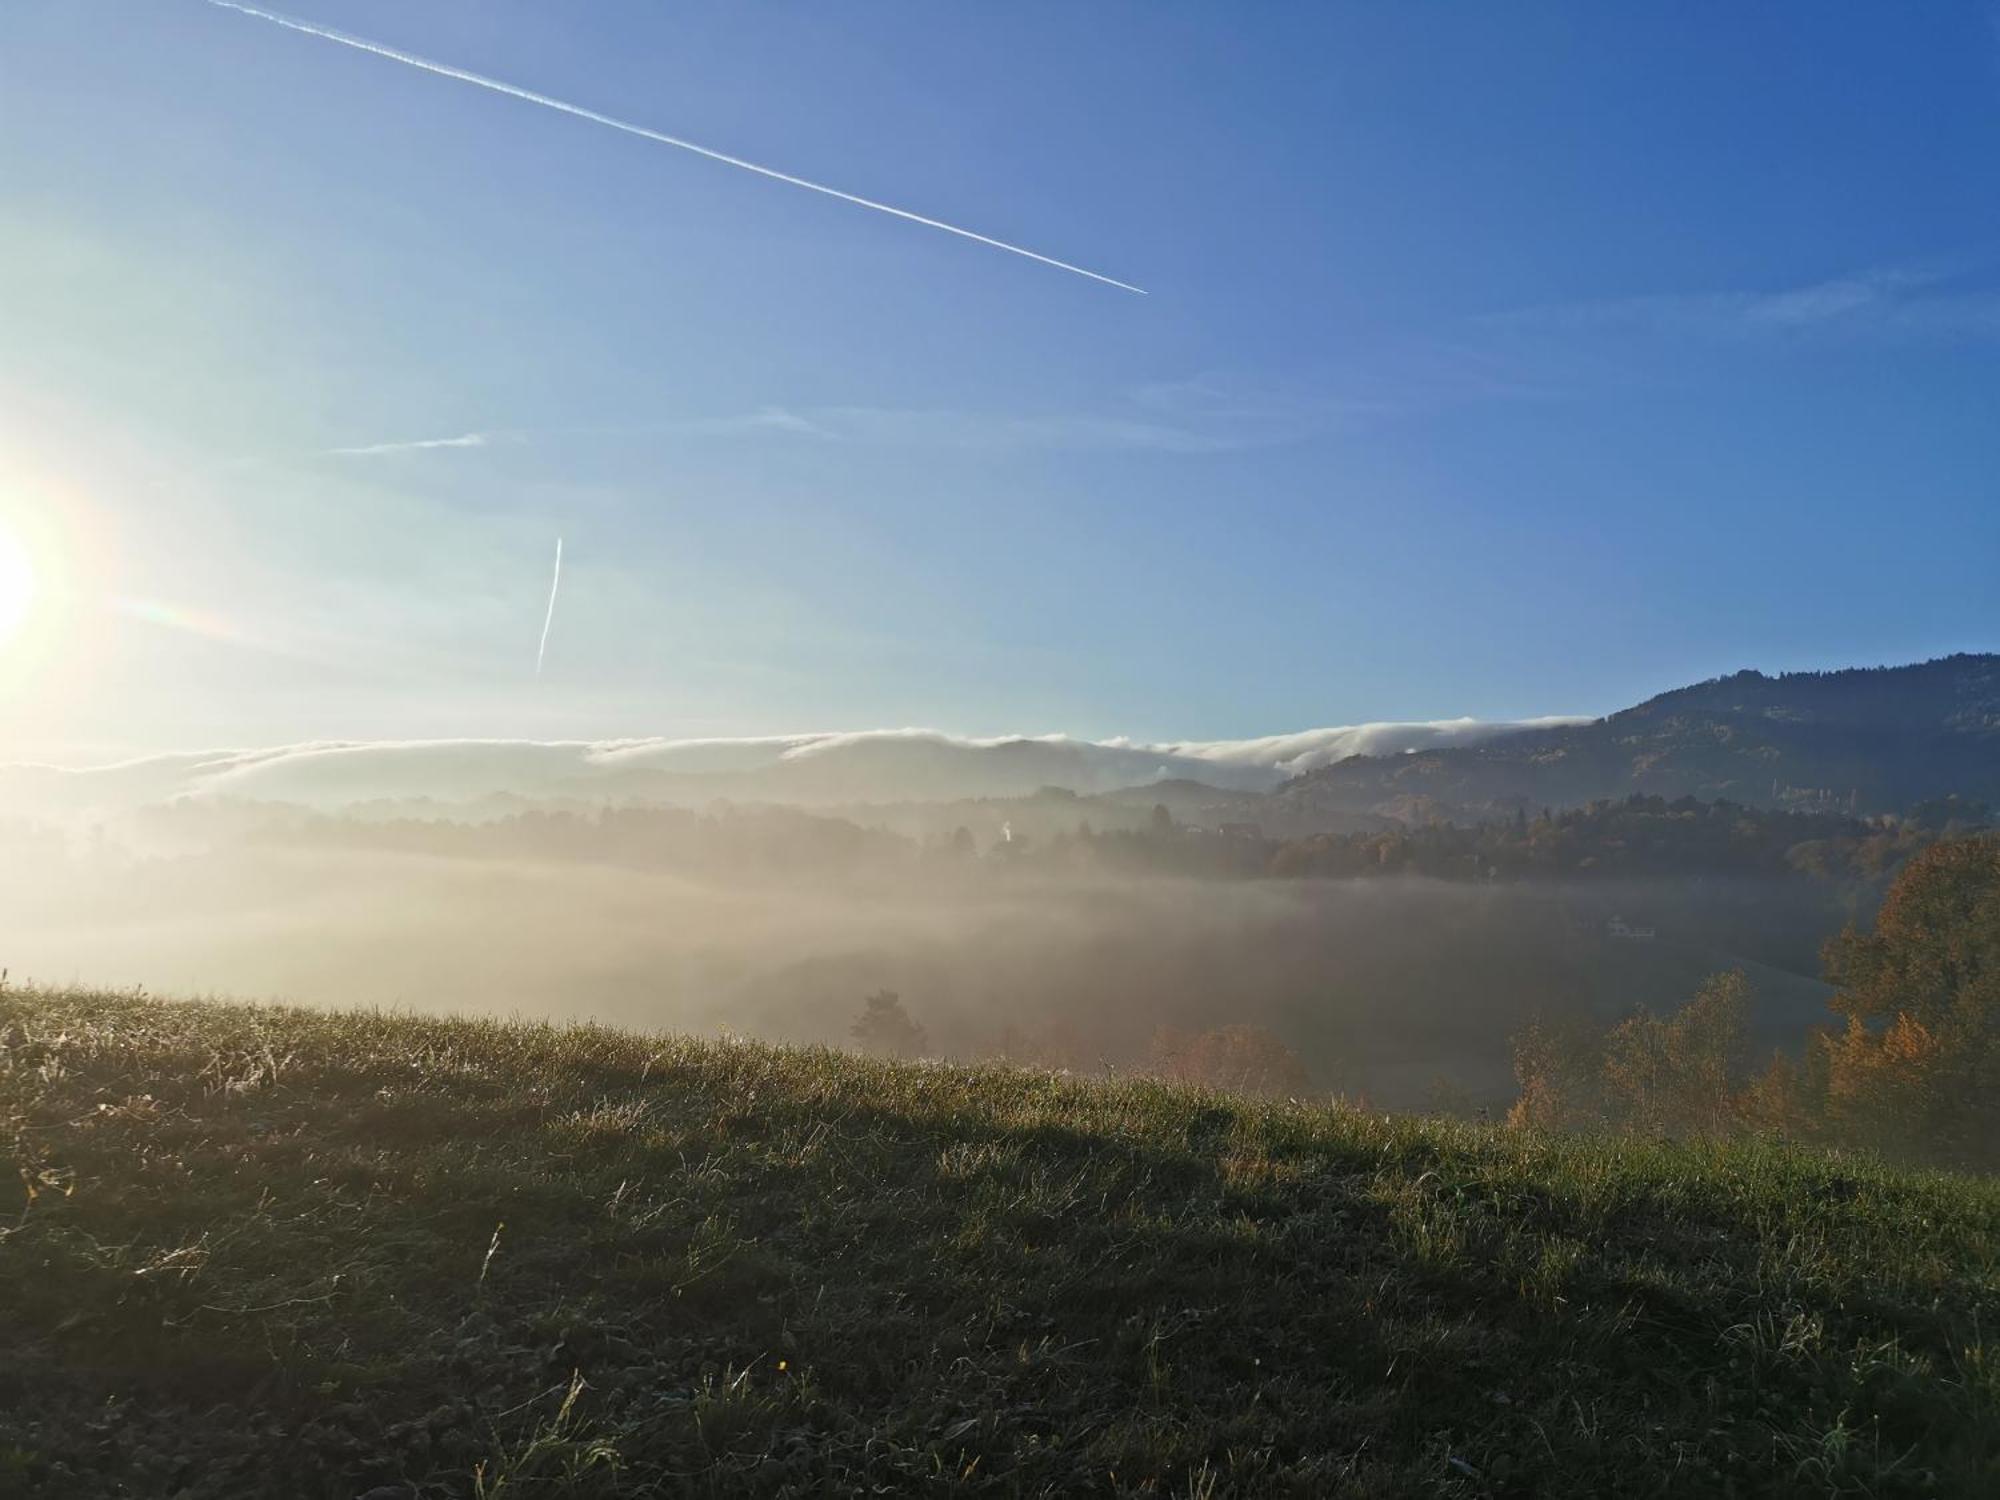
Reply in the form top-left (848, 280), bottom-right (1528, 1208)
top-left (0, 807), bottom-right (1835, 1110)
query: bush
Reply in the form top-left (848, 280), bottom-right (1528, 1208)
top-left (1147, 1024), bottom-right (1312, 1098)
top-left (849, 990), bottom-right (927, 1059)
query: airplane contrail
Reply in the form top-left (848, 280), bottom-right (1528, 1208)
top-left (200, 0), bottom-right (1146, 295)
top-left (536, 537), bottom-right (563, 678)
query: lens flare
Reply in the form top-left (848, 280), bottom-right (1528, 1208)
top-left (110, 595), bottom-right (247, 646)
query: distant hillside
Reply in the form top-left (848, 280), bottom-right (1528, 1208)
top-left (1274, 653), bottom-right (2000, 823)
top-left (7, 656), bottom-right (1993, 829)
top-left (0, 721), bottom-right (1567, 819)
top-left (5, 988), bottom-right (1997, 1496)
top-left (1089, 776), bottom-right (1394, 836)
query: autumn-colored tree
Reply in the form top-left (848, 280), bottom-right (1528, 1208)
top-left (850, 990), bottom-right (928, 1060)
top-left (1600, 971), bottom-right (1751, 1136)
top-left (1815, 836), bottom-right (2000, 1162)
top-left (1148, 1024), bottom-right (1311, 1099)
top-left (1824, 836), bottom-right (2000, 1030)
top-left (1734, 1041), bottom-right (1833, 1140)
top-left (1508, 977), bottom-right (1753, 1136)
top-left (1505, 1011), bottom-right (1605, 1130)
top-left (1814, 1013), bottom-right (1950, 1157)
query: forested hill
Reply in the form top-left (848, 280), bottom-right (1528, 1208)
top-left (1272, 653), bottom-right (2000, 823)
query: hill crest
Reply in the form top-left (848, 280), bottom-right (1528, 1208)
top-left (1277, 652), bottom-right (2000, 821)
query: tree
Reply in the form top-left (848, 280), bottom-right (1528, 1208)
top-left (1816, 836), bottom-right (2000, 1162)
top-left (1824, 836), bottom-right (2000, 1031)
top-left (1600, 971), bottom-right (1750, 1136)
top-left (850, 991), bottom-right (928, 1059)
top-left (1506, 1011), bottom-right (1604, 1130)
top-left (1508, 976), bottom-right (1752, 1137)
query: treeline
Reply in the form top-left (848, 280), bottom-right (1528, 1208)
top-left (147, 790), bottom-right (1990, 893)
top-left (1510, 834), bottom-right (2000, 1169)
top-left (833, 827), bottom-right (2000, 1168)
top-left (1096, 793), bottom-right (1987, 885)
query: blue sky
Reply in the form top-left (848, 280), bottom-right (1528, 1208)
top-left (2, 1), bottom-right (1997, 760)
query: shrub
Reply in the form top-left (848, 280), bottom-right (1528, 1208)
top-left (1147, 1024), bottom-right (1312, 1098)
top-left (849, 991), bottom-right (927, 1059)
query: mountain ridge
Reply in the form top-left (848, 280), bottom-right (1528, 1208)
top-left (3, 655), bottom-right (1993, 822)
top-left (1273, 652), bottom-right (2000, 824)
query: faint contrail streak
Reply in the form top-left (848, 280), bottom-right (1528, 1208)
top-left (536, 537), bottom-right (563, 678)
top-left (200, 0), bottom-right (1146, 294)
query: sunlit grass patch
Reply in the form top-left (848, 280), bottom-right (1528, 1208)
top-left (2, 984), bottom-right (1997, 1496)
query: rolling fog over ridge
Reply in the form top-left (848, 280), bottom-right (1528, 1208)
top-left (5, 652), bottom-right (1992, 823)
top-left (0, 715), bottom-right (1582, 815)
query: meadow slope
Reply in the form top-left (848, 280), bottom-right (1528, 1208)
top-left (3, 987), bottom-right (1997, 1497)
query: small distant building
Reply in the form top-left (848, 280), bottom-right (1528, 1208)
top-left (1607, 915), bottom-right (1656, 941)
top-left (1216, 822), bottom-right (1263, 840)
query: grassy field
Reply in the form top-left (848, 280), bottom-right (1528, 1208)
top-left (3, 986), bottom-right (1997, 1497)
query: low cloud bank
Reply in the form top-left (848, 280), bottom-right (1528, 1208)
top-left (0, 718), bottom-right (1586, 815)
top-left (1159, 717), bottom-right (1585, 777)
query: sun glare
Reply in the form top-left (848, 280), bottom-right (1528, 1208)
top-left (0, 517), bottom-right (37, 645)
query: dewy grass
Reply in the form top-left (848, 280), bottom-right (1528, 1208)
top-left (3, 985), bottom-right (1997, 1496)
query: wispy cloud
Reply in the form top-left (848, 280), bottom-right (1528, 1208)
top-left (666, 409), bottom-right (838, 441)
top-left (323, 411), bottom-right (830, 459)
top-left (1489, 257), bottom-right (2000, 344)
top-left (628, 381), bottom-right (1375, 456)
top-left (306, 363), bottom-right (1552, 467)
top-left (327, 432), bottom-right (494, 457)
top-left (313, 392), bottom-right (1349, 461)
top-left (717, 358), bottom-right (1560, 454)
top-left (774, 405), bottom-right (1280, 455)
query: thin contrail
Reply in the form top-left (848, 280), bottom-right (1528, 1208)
top-left (328, 432), bottom-right (490, 457)
top-left (200, 0), bottom-right (1146, 295)
top-left (536, 537), bottom-right (563, 678)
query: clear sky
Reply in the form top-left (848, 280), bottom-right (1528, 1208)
top-left (2, 1), bottom-right (1997, 762)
